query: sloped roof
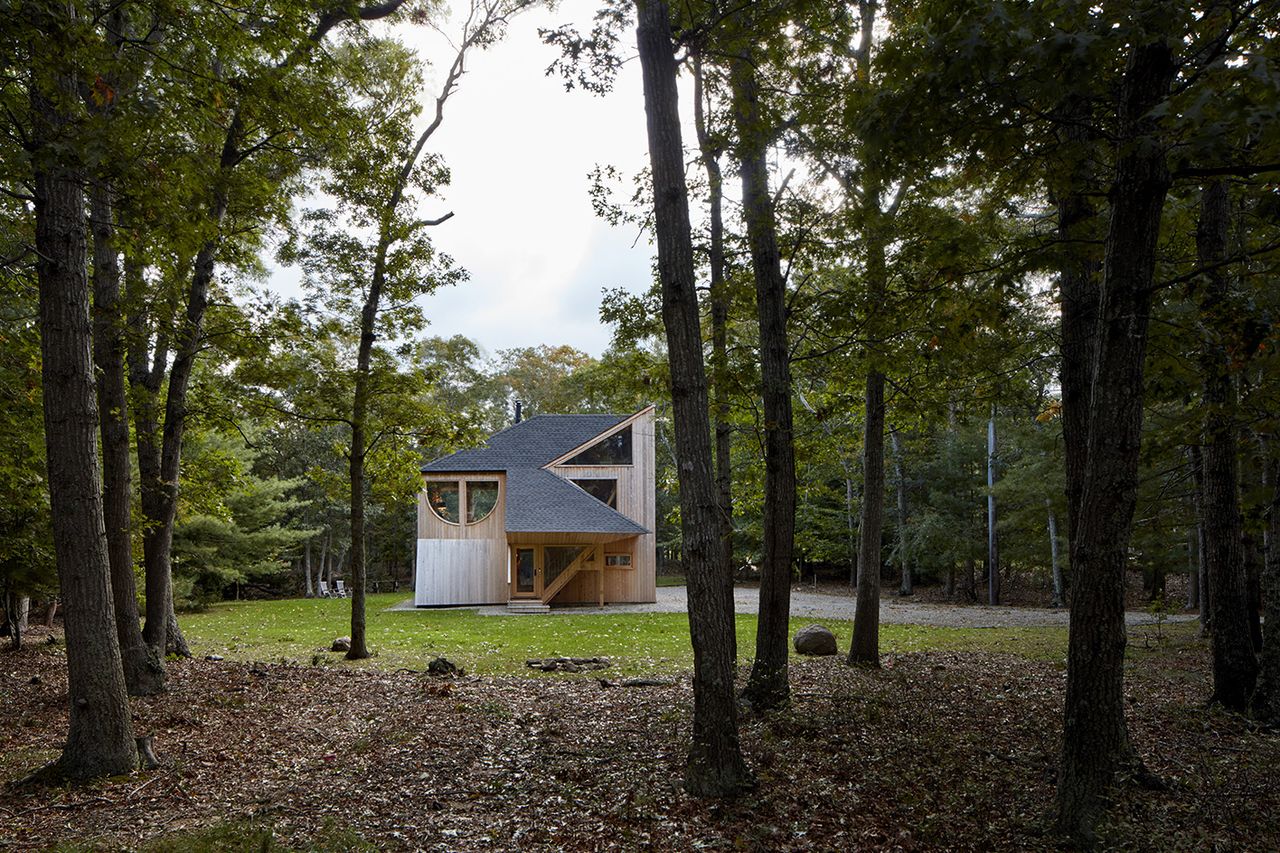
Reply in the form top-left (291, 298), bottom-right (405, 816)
top-left (422, 413), bottom-right (648, 536)
top-left (422, 414), bottom-right (628, 472)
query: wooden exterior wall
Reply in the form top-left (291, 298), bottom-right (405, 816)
top-left (414, 474), bottom-right (507, 606)
top-left (413, 407), bottom-right (657, 606)
top-left (548, 407), bottom-right (657, 604)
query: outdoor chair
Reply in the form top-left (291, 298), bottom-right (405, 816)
top-left (317, 580), bottom-right (331, 598)
top-left (334, 580), bottom-right (348, 598)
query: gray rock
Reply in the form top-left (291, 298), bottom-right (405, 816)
top-left (793, 624), bottom-right (837, 656)
top-left (330, 636), bottom-right (351, 652)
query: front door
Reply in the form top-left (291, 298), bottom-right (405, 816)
top-left (513, 547), bottom-right (540, 598)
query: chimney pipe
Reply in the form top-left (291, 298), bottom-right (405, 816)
top-left (514, 400), bottom-right (522, 424)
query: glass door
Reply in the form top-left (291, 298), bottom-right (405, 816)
top-left (514, 547), bottom-right (539, 597)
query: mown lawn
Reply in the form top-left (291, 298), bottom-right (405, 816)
top-left (176, 593), bottom-right (1083, 676)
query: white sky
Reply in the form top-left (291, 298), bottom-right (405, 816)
top-left (268, 0), bottom-right (661, 359)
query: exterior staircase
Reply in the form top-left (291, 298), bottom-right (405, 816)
top-left (506, 600), bottom-right (551, 614)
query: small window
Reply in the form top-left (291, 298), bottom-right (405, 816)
top-left (605, 554), bottom-right (632, 567)
top-left (572, 478), bottom-right (617, 509)
top-left (565, 425), bottom-right (632, 465)
top-left (467, 480), bottom-right (499, 523)
top-left (426, 481), bottom-right (460, 524)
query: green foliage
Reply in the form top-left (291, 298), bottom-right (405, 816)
top-left (173, 429), bottom-right (314, 605)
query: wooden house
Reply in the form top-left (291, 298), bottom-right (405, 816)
top-left (414, 406), bottom-right (656, 611)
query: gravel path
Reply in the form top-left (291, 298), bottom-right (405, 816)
top-left (391, 586), bottom-right (1196, 628)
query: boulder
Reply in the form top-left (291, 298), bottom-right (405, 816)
top-left (793, 624), bottom-right (837, 656)
top-left (330, 636), bottom-right (351, 652)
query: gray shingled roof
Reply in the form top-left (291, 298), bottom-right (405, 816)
top-left (422, 413), bottom-right (648, 536)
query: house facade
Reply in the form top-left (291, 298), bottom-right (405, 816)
top-left (414, 406), bottom-right (657, 609)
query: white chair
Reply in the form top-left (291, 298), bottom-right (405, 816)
top-left (318, 580), bottom-right (331, 598)
top-left (334, 580), bottom-right (348, 598)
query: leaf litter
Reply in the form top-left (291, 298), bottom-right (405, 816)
top-left (1, 627), bottom-right (1277, 851)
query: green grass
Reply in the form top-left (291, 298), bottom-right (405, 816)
top-left (177, 593), bottom-right (1077, 677)
top-left (655, 574), bottom-right (687, 587)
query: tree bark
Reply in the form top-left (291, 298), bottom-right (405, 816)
top-left (90, 181), bottom-right (166, 696)
top-left (1055, 39), bottom-right (1175, 841)
top-left (1048, 500), bottom-right (1064, 608)
top-left (891, 428), bottom-right (911, 596)
top-left (987, 405), bottom-right (1000, 605)
top-left (1195, 180), bottom-right (1257, 711)
top-left (30, 43), bottom-right (137, 778)
top-left (730, 43), bottom-right (797, 713)
top-left (636, 0), bottom-right (752, 797)
top-left (692, 52), bottom-right (736, 657)
top-left (1253, 436), bottom-right (1280, 722)
top-left (849, 366), bottom-right (885, 665)
top-left (304, 539), bottom-right (314, 597)
top-left (1189, 444), bottom-right (1211, 633)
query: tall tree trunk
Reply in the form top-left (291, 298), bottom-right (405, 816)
top-left (849, 365), bottom-right (885, 665)
top-left (891, 428), bottom-right (911, 596)
top-left (636, 0), bottom-right (752, 796)
top-left (731, 43), bottom-right (797, 713)
top-left (1056, 39), bottom-right (1175, 841)
top-left (30, 43), bottom-right (137, 778)
top-left (1186, 527), bottom-right (1199, 611)
top-left (987, 405), bottom-right (1000, 605)
top-left (90, 181), bottom-right (166, 696)
top-left (1190, 444), bottom-right (1211, 633)
top-left (304, 539), bottom-right (314, 598)
top-left (692, 53), bottom-right (736, 628)
top-left (1195, 180), bottom-right (1257, 711)
top-left (1048, 499), bottom-right (1064, 608)
top-left (1253, 436), bottom-right (1280, 722)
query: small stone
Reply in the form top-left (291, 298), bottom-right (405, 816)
top-left (205, 654), bottom-right (224, 662)
top-left (331, 636), bottom-right (351, 652)
top-left (28, 675), bottom-right (41, 685)
top-left (427, 657), bottom-right (462, 677)
top-left (793, 624), bottom-right (837, 656)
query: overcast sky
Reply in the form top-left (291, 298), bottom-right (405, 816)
top-left (271, 1), bottom-right (661, 359)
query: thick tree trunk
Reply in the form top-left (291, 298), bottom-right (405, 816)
top-left (1253, 438), bottom-right (1280, 722)
top-left (987, 406), bottom-right (1000, 605)
top-left (1195, 180), bottom-right (1257, 711)
top-left (849, 367), bottom-right (885, 665)
top-left (1185, 528), bottom-right (1199, 610)
top-left (891, 428), bottom-right (911, 596)
top-left (1048, 500), bottom-right (1064, 608)
top-left (30, 53), bottom-right (137, 778)
top-left (731, 46), bottom-right (797, 713)
top-left (692, 54), bottom-right (736, 623)
top-left (1055, 40), bottom-right (1175, 841)
top-left (90, 181), bottom-right (166, 696)
top-left (1189, 444), bottom-right (1211, 633)
top-left (636, 0), bottom-right (752, 796)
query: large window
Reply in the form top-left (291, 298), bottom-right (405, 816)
top-left (565, 425), bottom-right (632, 466)
top-left (426, 482), bottom-right (460, 524)
top-left (427, 480), bottom-right (499, 525)
top-left (467, 481), bottom-right (499, 523)
top-left (572, 478), bottom-right (617, 509)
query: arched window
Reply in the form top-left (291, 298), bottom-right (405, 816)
top-left (426, 482), bottom-right (460, 524)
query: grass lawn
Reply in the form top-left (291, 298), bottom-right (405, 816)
top-left (177, 593), bottom-right (1079, 676)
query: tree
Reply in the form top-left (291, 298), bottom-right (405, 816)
top-left (26, 1), bottom-right (136, 779)
top-left (635, 0), bottom-right (753, 797)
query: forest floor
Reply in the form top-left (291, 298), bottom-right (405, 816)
top-left (3, 617), bottom-right (1276, 852)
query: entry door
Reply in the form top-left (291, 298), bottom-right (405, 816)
top-left (513, 547), bottom-right (540, 598)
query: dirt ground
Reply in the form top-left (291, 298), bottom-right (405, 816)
top-left (1, 622), bottom-right (1274, 852)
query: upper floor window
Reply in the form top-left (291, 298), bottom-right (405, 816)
top-left (467, 481), bottom-right (499, 523)
top-left (426, 482), bottom-right (460, 524)
top-left (565, 425), bottom-right (632, 466)
top-left (572, 478), bottom-right (617, 509)
top-left (427, 480), bottom-right (499, 525)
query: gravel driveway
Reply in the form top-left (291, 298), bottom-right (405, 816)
top-left (394, 586), bottom-right (1196, 628)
